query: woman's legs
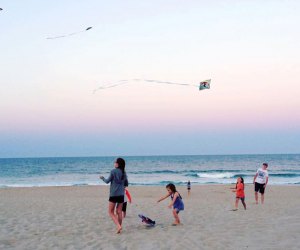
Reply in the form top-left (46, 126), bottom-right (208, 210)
top-left (108, 202), bottom-right (122, 233)
top-left (116, 203), bottom-right (123, 225)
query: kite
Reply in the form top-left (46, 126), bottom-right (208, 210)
top-left (46, 26), bottom-right (92, 40)
top-left (199, 79), bottom-right (211, 90)
top-left (93, 79), bottom-right (211, 93)
top-left (138, 214), bottom-right (156, 226)
top-left (0, 8), bottom-right (3, 11)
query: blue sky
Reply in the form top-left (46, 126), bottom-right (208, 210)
top-left (0, 1), bottom-right (300, 157)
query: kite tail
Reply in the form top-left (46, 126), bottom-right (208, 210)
top-left (67, 30), bottom-right (87, 36)
top-left (46, 28), bottom-right (91, 40)
top-left (142, 79), bottom-right (197, 87)
top-left (93, 78), bottom-right (201, 93)
top-left (92, 80), bottom-right (130, 93)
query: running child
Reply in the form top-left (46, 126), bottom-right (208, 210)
top-left (232, 176), bottom-right (246, 211)
top-left (157, 183), bottom-right (184, 225)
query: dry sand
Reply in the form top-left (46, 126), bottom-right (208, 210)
top-left (0, 185), bottom-right (299, 250)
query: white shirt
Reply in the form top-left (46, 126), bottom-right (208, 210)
top-left (255, 168), bottom-right (269, 184)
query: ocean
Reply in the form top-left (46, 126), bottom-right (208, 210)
top-left (0, 154), bottom-right (299, 188)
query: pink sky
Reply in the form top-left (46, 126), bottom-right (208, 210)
top-left (1, 0), bottom-right (300, 157)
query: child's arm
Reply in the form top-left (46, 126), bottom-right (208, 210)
top-left (253, 173), bottom-right (258, 184)
top-left (157, 193), bottom-right (171, 203)
top-left (264, 176), bottom-right (269, 188)
top-left (168, 192), bottom-right (179, 208)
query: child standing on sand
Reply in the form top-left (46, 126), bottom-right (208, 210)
top-left (157, 183), bottom-right (184, 225)
top-left (232, 177), bottom-right (246, 211)
top-left (253, 163), bottom-right (269, 204)
top-left (187, 180), bottom-right (191, 197)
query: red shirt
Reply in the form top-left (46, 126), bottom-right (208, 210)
top-left (236, 183), bottom-right (245, 198)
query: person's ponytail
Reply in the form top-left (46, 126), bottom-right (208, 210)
top-left (116, 158), bottom-right (126, 180)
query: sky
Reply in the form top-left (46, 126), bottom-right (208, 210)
top-left (0, 0), bottom-right (300, 157)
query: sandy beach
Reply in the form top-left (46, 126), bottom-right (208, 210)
top-left (0, 185), bottom-right (299, 250)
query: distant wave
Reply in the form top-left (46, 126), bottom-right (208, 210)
top-left (130, 169), bottom-right (300, 177)
top-left (269, 173), bottom-right (299, 178)
top-left (197, 172), bottom-right (235, 179)
top-left (130, 170), bottom-right (181, 174)
top-left (129, 169), bottom-right (253, 175)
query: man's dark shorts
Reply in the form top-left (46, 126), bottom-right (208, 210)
top-left (255, 182), bottom-right (265, 194)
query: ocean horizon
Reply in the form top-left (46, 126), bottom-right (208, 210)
top-left (0, 154), bottom-right (300, 188)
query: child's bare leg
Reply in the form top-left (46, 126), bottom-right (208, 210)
top-left (172, 209), bottom-right (180, 224)
top-left (108, 202), bottom-right (122, 233)
top-left (235, 198), bottom-right (239, 209)
top-left (241, 200), bottom-right (246, 210)
top-left (261, 194), bottom-right (264, 204)
top-left (122, 211), bottom-right (126, 219)
top-left (254, 192), bottom-right (258, 204)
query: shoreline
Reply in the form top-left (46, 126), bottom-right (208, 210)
top-left (0, 182), bottom-right (299, 190)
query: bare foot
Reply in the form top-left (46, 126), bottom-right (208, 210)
top-left (116, 226), bottom-right (122, 234)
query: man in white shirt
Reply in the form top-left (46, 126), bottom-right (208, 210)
top-left (253, 163), bottom-right (269, 204)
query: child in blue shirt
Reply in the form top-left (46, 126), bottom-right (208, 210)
top-left (157, 183), bottom-right (184, 225)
